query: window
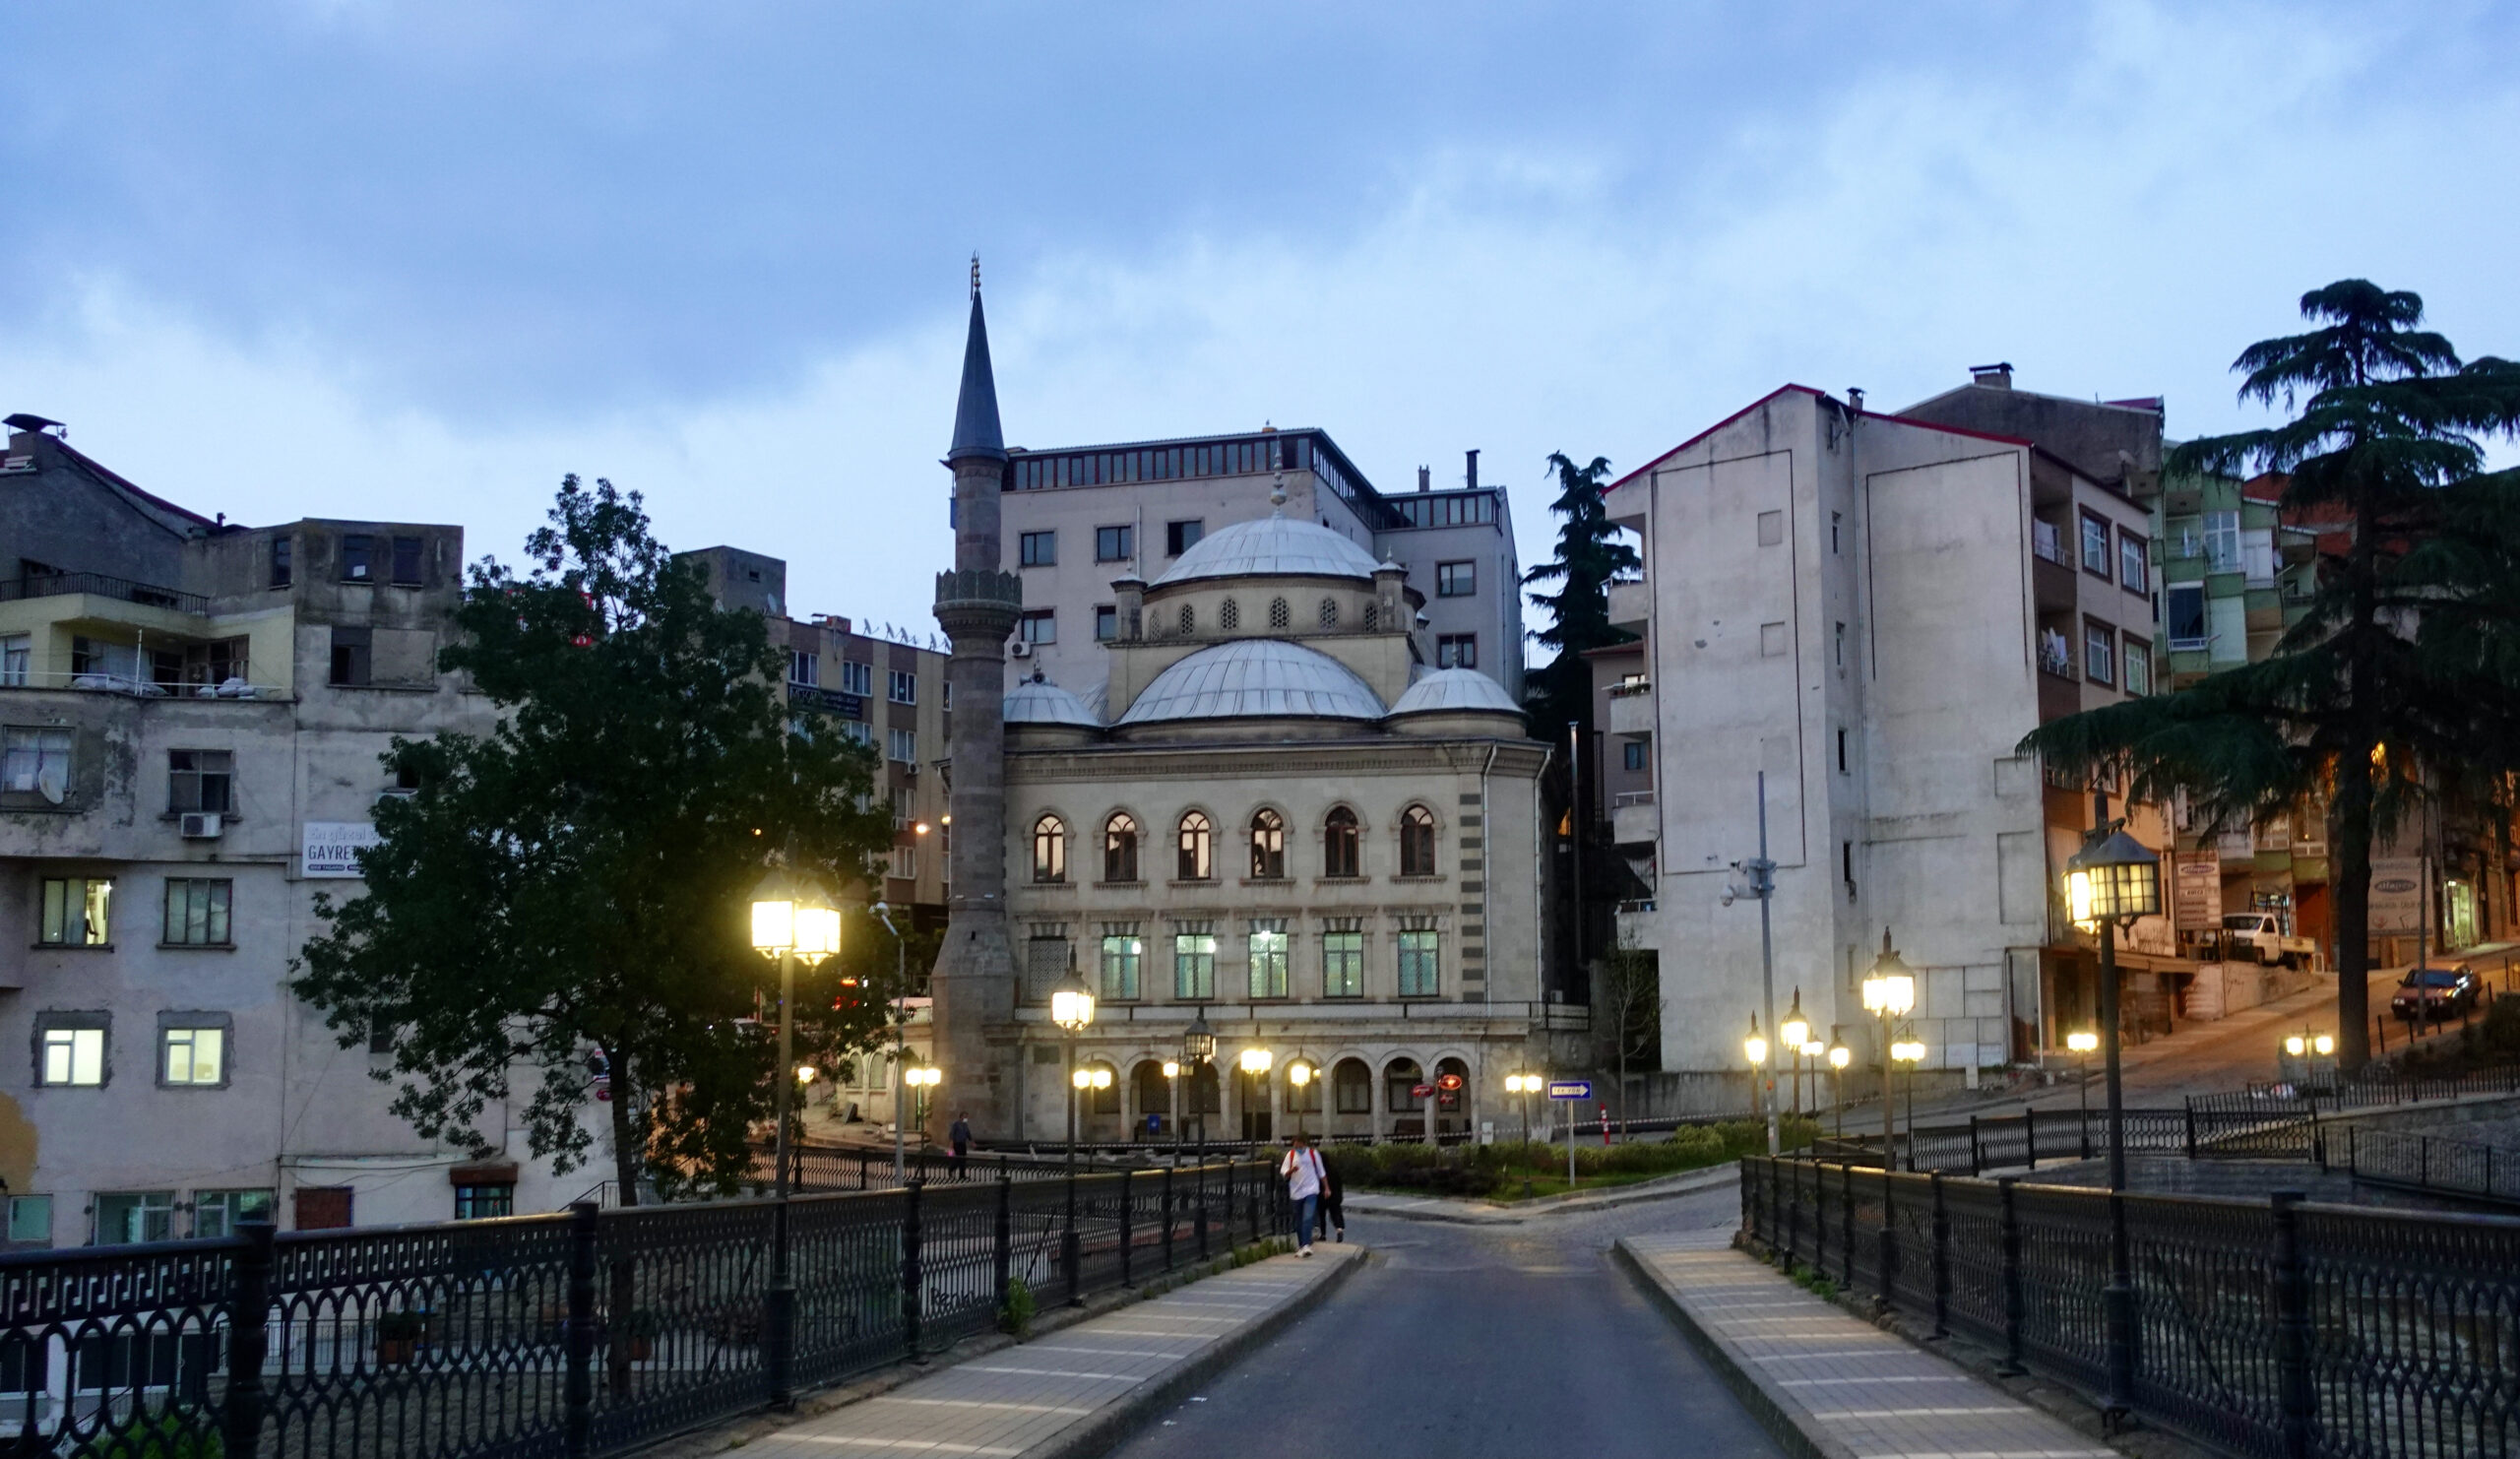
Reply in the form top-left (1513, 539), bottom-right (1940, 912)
top-left (5, 727), bottom-right (72, 797)
top-left (162, 879), bottom-right (232, 946)
top-left (2123, 637), bottom-right (2152, 696)
top-left (1757, 510), bottom-right (1784, 546)
top-left (94, 1192), bottom-right (176, 1244)
top-left (1173, 930), bottom-right (1217, 999)
top-left (1831, 512), bottom-right (1842, 553)
top-left (1322, 926), bottom-right (1363, 998)
top-left (1018, 609), bottom-right (1056, 646)
top-left (1268, 598), bottom-right (1289, 629)
top-left (2119, 533), bottom-right (2149, 594)
top-left (1323, 807), bottom-right (1360, 878)
top-left (7, 1194), bottom-right (52, 1246)
top-left (2167, 584), bottom-right (2207, 649)
top-left (2204, 511), bottom-right (2241, 572)
top-left (1248, 920), bottom-right (1289, 998)
top-left (40, 878), bottom-right (111, 946)
top-left (1436, 561), bottom-right (1476, 598)
top-left (1398, 929), bottom-right (1441, 996)
top-left (888, 846), bottom-right (916, 880)
top-left (1166, 520), bottom-right (1203, 556)
top-left (1843, 840), bottom-right (1855, 885)
top-left (340, 534), bottom-right (376, 582)
top-left (1103, 813), bottom-right (1140, 882)
top-left (887, 669), bottom-right (916, 705)
top-left (329, 626), bottom-right (371, 686)
top-left (887, 729), bottom-right (917, 763)
top-left (1385, 1059), bottom-right (1424, 1113)
top-left (1623, 740), bottom-right (1648, 772)
top-left (161, 1024), bottom-right (225, 1086)
top-left (1100, 932), bottom-right (1142, 1001)
top-left (840, 661), bottom-right (873, 696)
top-left (167, 750), bottom-right (233, 815)
top-left (2084, 621), bottom-right (2115, 686)
top-left (269, 536), bottom-right (292, 589)
top-left (1178, 603), bottom-right (1196, 635)
top-left (1176, 811), bottom-right (1213, 881)
top-left (1019, 531), bottom-right (1056, 567)
top-left (1436, 634), bottom-right (1476, 668)
top-left (454, 1184), bottom-right (515, 1221)
top-left (1317, 597), bottom-right (1337, 629)
top-left (38, 1022), bottom-right (104, 1086)
top-left (1032, 815), bottom-right (1066, 883)
top-left (1836, 729), bottom-right (1848, 775)
top-left (841, 721), bottom-right (873, 747)
top-left (1095, 605), bottom-right (1117, 643)
top-left (0, 634), bottom-right (24, 686)
top-left (1834, 622), bottom-right (1846, 669)
top-left (788, 650), bottom-right (818, 686)
top-left (1249, 809), bottom-right (1286, 879)
top-left (1400, 805), bottom-right (1437, 877)
top-left (1097, 526), bottom-right (1135, 563)
top-left (1333, 1059), bottom-right (1371, 1113)
top-left (2080, 513), bottom-right (2110, 575)
top-left (192, 1189), bottom-right (274, 1239)
top-left (390, 536), bottom-right (424, 586)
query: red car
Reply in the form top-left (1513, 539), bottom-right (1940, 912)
top-left (2390, 964), bottom-right (2479, 1021)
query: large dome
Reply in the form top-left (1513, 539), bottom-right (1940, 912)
top-left (1149, 515), bottom-right (1383, 588)
top-left (1004, 675), bottom-right (1101, 728)
top-left (1116, 640), bottom-right (1386, 726)
top-left (1388, 667), bottom-right (1521, 718)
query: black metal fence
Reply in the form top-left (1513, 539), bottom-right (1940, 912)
top-left (0, 1158), bottom-right (1287, 1459)
top-left (1744, 1156), bottom-right (2520, 1458)
top-left (1812, 1108), bottom-right (2193, 1174)
top-left (2341, 1127), bottom-right (2520, 1210)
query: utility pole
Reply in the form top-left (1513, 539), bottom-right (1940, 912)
top-left (1740, 773), bottom-right (1781, 1157)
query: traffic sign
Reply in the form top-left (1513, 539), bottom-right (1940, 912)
top-left (1546, 1080), bottom-right (1593, 1101)
top-left (1411, 1083), bottom-right (1434, 1098)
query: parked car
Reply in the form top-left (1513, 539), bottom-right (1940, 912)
top-left (2390, 964), bottom-right (2479, 1022)
top-left (2219, 912), bottom-right (2317, 968)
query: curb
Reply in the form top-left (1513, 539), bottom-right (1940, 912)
top-left (1610, 1238), bottom-right (1856, 1459)
top-left (1022, 1244), bottom-right (1366, 1459)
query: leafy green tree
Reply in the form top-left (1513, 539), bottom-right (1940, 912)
top-left (1522, 451), bottom-right (1640, 740)
top-left (2023, 283), bottom-right (2520, 1069)
top-left (294, 476), bottom-right (896, 1202)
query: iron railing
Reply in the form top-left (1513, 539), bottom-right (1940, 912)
top-left (0, 570), bottom-right (209, 615)
top-left (2341, 1127), bottom-right (2520, 1210)
top-left (0, 1157), bottom-right (1286, 1458)
top-left (1742, 1156), bottom-right (2520, 1458)
top-left (1812, 1107), bottom-right (2192, 1174)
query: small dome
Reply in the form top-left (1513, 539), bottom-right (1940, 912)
top-left (1149, 516), bottom-right (1382, 588)
top-left (1005, 676), bottom-right (1100, 728)
top-left (1388, 667), bottom-right (1521, 718)
top-left (1117, 640), bottom-right (1386, 726)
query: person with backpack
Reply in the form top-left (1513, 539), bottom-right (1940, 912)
top-left (1280, 1133), bottom-right (1326, 1256)
top-left (1316, 1152), bottom-right (1345, 1244)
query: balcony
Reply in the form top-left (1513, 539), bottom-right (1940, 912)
top-left (1606, 683), bottom-right (1655, 737)
top-left (1610, 790), bottom-right (1657, 847)
top-left (1, 571), bottom-right (207, 617)
top-left (1607, 578), bottom-right (1649, 634)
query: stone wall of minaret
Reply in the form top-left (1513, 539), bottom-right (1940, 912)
top-left (928, 282), bottom-right (1024, 1141)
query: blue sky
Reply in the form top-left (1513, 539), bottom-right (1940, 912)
top-left (5, 2), bottom-right (2514, 640)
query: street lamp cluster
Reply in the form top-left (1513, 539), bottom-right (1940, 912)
top-left (747, 864), bottom-right (844, 1411)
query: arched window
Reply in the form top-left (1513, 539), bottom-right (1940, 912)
top-left (1323, 806), bottom-right (1360, 879)
top-left (1176, 811), bottom-right (1214, 881)
top-left (1249, 808), bottom-right (1286, 879)
top-left (1400, 804), bottom-right (1438, 877)
top-left (1189, 1061), bottom-right (1222, 1115)
top-left (1384, 1058), bottom-right (1424, 1113)
top-left (1318, 598), bottom-right (1338, 628)
top-left (1332, 1057), bottom-right (1372, 1114)
top-left (1268, 598), bottom-right (1291, 629)
top-left (1032, 815), bottom-right (1066, 883)
top-left (1132, 1061), bottom-right (1169, 1128)
top-left (1220, 599), bottom-right (1240, 631)
top-left (1177, 603), bottom-right (1194, 635)
top-left (1102, 812), bottom-right (1140, 883)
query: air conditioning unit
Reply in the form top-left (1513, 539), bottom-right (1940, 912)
top-left (902, 762), bottom-right (918, 779)
top-left (179, 812), bottom-right (224, 840)
top-left (1009, 641), bottom-right (1032, 659)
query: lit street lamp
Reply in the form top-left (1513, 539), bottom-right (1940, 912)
top-left (1826, 1039), bottom-right (1852, 1140)
top-left (1050, 967), bottom-right (1097, 1305)
top-left (1287, 1057), bottom-right (1314, 1139)
top-left (1780, 990), bottom-right (1809, 1118)
top-left (1743, 1014), bottom-right (1769, 1130)
top-left (2066, 1028), bottom-right (2100, 1159)
top-left (1161, 1059), bottom-right (1182, 1164)
top-left (1181, 1008), bottom-right (1215, 1162)
top-left (1505, 1071), bottom-right (1542, 1144)
top-left (749, 862), bottom-right (840, 1410)
top-left (1889, 1034), bottom-right (1925, 1169)
top-left (1238, 1047), bottom-right (1273, 1142)
top-left (2063, 798), bottom-right (2162, 1431)
top-left (1861, 930), bottom-right (1916, 1171)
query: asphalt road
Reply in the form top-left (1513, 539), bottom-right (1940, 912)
top-left (1106, 1185), bottom-right (1783, 1459)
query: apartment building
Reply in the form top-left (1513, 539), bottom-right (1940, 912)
top-left (1596, 381), bottom-right (2174, 1078)
top-left (993, 434), bottom-right (1524, 704)
top-left (0, 413), bottom-right (610, 1243)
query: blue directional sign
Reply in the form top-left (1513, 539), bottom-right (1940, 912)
top-left (1546, 1080), bottom-right (1593, 1101)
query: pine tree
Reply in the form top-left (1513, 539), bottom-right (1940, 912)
top-left (2022, 283), bottom-right (2520, 1070)
top-left (1522, 451), bottom-right (1640, 739)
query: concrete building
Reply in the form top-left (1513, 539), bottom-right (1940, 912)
top-left (996, 437), bottom-right (1524, 704)
top-left (0, 414), bottom-right (603, 1242)
top-left (1597, 381), bottom-right (2175, 1082)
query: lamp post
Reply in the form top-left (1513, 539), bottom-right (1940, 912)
top-left (1729, 773), bottom-right (1783, 1155)
top-left (1861, 930), bottom-right (1916, 1172)
top-left (1287, 1057), bottom-right (1314, 1140)
top-left (2063, 796), bottom-right (2162, 1431)
top-left (1781, 990), bottom-right (1809, 1119)
top-left (1743, 1015), bottom-right (1769, 1131)
top-left (2066, 1029), bottom-right (2100, 1157)
top-left (872, 901), bottom-right (914, 1181)
top-left (1826, 1040), bottom-right (1851, 1141)
top-left (1889, 1034), bottom-right (1925, 1168)
top-left (1181, 1008), bottom-right (1215, 1161)
top-left (1050, 968), bottom-right (1097, 1306)
top-left (1162, 1059), bottom-right (1182, 1165)
top-left (1237, 1047), bottom-right (1274, 1143)
top-left (749, 865), bottom-right (840, 1411)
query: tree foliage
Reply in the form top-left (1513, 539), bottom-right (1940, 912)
top-left (2021, 282), bottom-right (2520, 1068)
top-left (1522, 451), bottom-right (1640, 737)
top-left (293, 476), bottom-right (897, 1200)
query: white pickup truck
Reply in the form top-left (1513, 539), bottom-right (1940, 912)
top-left (2220, 912), bottom-right (2317, 968)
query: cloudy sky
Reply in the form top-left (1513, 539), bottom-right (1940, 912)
top-left (6, 2), bottom-right (2514, 642)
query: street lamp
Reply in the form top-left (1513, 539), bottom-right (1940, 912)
top-left (749, 863), bottom-right (838, 1411)
top-left (1505, 1071), bottom-right (1541, 1144)
top-left (1287, 1057), bottom-right (1314, 1138)
top-left (1799, 1040), bottom-right (1824, 1126)
top-left (2066, 1028), bottom-right (2100, 1159)
top-left (1238, 1047), bottom-right (1273, 1142)
top-left (1889, 1035), bottom-right (1925, 1169)
top-left (1743, 1015), bottom-right (1769, 1095)
top-left (2063, 802), bottom-right (2161, 1430)
top-left (1826, 1040), bottom-right (1852, 1140)
top-left (1181, 1008), bottom-right (1215, 1161)
top-left (1780, 990), bottom-right (1810, 1118)
top-left (1161, 1059), bottom-right (1182, 1163)
top-left (904, 1063), bottom-right (942, 1133)
top-left (1861, 929), bottom-right (1916, 1171)
top-left (1051, 967), bottom-right (1097, 1307)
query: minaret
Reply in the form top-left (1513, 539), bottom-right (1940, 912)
top-left (929, 261), bottom-right (1025, 1140)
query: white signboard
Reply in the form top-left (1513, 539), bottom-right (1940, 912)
top-left (302, 821), bottom-right (382, 878)
top-left (2174, 851), bottom-right (2222, 931)
top-left (2368, 857), bottom-right (2427, 934)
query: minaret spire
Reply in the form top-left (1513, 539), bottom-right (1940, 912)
top-left (947, 263), bottom-right (1006, 465)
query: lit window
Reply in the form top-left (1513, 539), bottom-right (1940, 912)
top-left (3, 727), bottom-right (72, 796)
top-left (1399, 929), bottom-right (1441, 997)
top-left (1032, 815), bottom-right (1066, 883)
top-left (1322, 929), bottom-right (1363, 998)
top-left (1176, 811), bottom-right (1213, 881)
top-left (1248, 920), bottom-right (1289, 999)
top-left (1100, 932), bottom-right (1142, 1001)
top-left (161, 1027), bottom-right (225, 1087)
top-left (38, 1025), bottom-right (104, 1086)
top-left (1173, 931), bottom-right (1217, 1000)
top-left (39, 877), bottom-right (111, 946)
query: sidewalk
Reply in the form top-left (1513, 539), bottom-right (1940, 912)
top-left (737, 1244), bottom-right (1362, 1459)
top-left (1342, 1161), bottom-right (1741, 1225)
top-left (1618, 1230), bottom-right (2115, 1459)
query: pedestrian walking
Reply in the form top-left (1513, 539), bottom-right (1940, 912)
top-left (1317, 1153), bottom-right (1346, 1244)
top-left (949, 1110), bottom-right (973, 1180)
top-left (1280, 1132), bottom-right (1326, 1256)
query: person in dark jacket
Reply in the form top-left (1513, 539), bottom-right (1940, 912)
top-left (949, 1112), bottom-right (973, 1179)
top-left (1316, 1154), bottom-right (1346, 1243)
